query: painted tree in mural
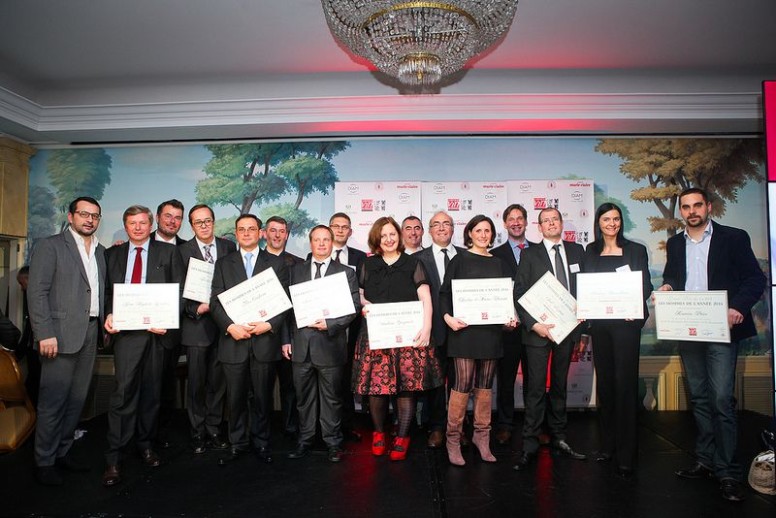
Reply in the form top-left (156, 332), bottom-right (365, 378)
top-left (26, 185), bottom-right (57, 258)
top-left (46, 148), bottom-right (113, 231)
top-left (595, 139), bottom-right (764, 244)
top-left (196, 141), bottom-right (349, 236)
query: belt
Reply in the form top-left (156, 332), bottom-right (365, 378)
top-left (89, 316), bottom-right (99, 322)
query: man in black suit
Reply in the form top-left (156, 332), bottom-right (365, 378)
top-left (513, 207), bottom-right (587, 471)
top-left (263, 215), bottom-right (303, 440)
top-left (286, 225), bottom-right (360, 463)
top-left (178, 204), bottom-right (235, 454)
top-left (415, 210), bottom-right (463, 448)
top-left (102, 205), bottom-right (184, 486)
top-left (490, 203), bottom-right (535, 445)
top-left (401, 215), bottom-right (424, 254)
top-left (659, 187), bottom-right (765, 502)
top-left (28, 197), bottom-right (106, 486)
top-left (210, 214), bottom-right (289, 465)
top-left (328, 212), bottom-right (367, 441)
top-left (152, 199), bottom-right (186, 447)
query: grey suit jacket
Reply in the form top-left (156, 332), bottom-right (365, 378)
top-left (28, 230), bottom-right (106, 353)
top-left (289, 259), bottom-right (359, 366)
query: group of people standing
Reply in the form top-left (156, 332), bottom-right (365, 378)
top-left (21, 186), bottom-right (764, 503)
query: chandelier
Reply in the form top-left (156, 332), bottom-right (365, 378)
top-left (321, 1), bottom-right (519, 87)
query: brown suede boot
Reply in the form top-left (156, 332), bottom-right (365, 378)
top-left (446, 390), bottom-right (469, 466)
top-left (472, 388), bottom-right (496, 462)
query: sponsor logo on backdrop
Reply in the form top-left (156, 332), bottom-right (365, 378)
top-left (484, 192), bottom-right (497, 202)
top-left (534, 197), bottom-right (559, 210)
top-left (571, 190), bottom-right (583, 202)
top-left (580, 209), bottom-right (589, 218)
top-left (398, 192), bottom-right (410, 203)
top-left (433, 183), bottom-right (446, 194)
top-left (461, 182), bottom-right (470, 190)
top-left (362, 199), bottom-right (373, 211)
top-left (347, 184), bottom-right (359, 195)
top-left (519, 182), bottom-right (532, 192)
top-left (375, 183), bottom-right (384, 191)
top-left (564, 231), bottom-right (577, 241)
top-left (547, 181), bottom-right (557, 190)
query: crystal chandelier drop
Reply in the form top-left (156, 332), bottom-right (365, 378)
top-left (321, 1), bottom-right (519, 87)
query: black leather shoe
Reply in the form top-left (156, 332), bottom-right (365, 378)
top-left (255, 447), bottom-right (273, 464)
top-left (140, 449), bottom-right (161, 467)
top-left (206, 434), bottom-right (230, 450)
top-left (327, 447), bottom-right (344, 463)
top-left (552, 440), bottom-right (587, 460)
top-left (191, 436), bottom-right (206, 454)
top-left (595, 452), bottom-right (612, 463)
top-left (615, 465), bottom-right (635, 481)
top-left (675, 462), bottom-right (714, 479)
top-left (495, 428), bottom-right (512, 446)
top-left (287, 444), bottom-right (310, 459)
top-left (36, 466), bottom-right (63, 486)
top-left (513, 451), bottom-right (536, 471)
top-left (218, 447), bottom-right (248, 466)
top-left (101, 465), bottom-right (121, 487)
top-left (720, 479), bottom-right (746, 502)
top-left (55, 456), bottom-right (90, 472)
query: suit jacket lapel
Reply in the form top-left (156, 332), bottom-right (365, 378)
top-left (63, 231), bottom-right (90, 283)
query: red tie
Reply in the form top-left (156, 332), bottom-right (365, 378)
top-left (518, 243), bottom-right (525, 249)
top-left (131, 247), bottom-right (143, 283)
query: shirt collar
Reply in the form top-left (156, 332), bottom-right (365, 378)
top-left (683, 220), bottom-right (713, 243)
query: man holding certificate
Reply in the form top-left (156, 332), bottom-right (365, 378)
top-left (210, 214), bottom-right (290, 466)
top-left (102, 205), bottom-right (184, 487)
top-left (513, 207), bottom-right (587, 471)
top-left (178, 204), bottom-right (235, 454)
top-left (659, 188), bottom-right (765, 502)
top-left (285, 225), bottom-right (360, 463)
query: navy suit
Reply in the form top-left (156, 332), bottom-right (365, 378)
top-left (514, 239), bottom-right (585, 453)
top-left (662, 221), bottom-right (765, 479)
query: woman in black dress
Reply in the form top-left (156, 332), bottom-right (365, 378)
top-left (583, 202), bottom-right (652, 479)
top-left (440, 215), bottom-right (517, 466)
top-left (352, 216), bottom-right (443, 461)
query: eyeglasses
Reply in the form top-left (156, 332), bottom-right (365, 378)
top-left (74, 211), bottom-right (101, 220)
top-left (330, 224), bottom-right (350, 231)
top-left (540, 217), bottom-right (561, 224)
top-left (192, 218), bottom-right (213, 227)
top-left (429, 221), bottom-right (453, 229)
top-left (236, 227), bottom-right (259, 234)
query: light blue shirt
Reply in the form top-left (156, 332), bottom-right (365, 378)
top-left (124, 240), bottom-right (150, 284)
top-left (684, 221), bottom-right (713, 291)
top-left (508, 237), bottom-right (529, 265)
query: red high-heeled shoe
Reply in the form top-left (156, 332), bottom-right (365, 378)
top-left (389, 436), bottom-right (411, 461)
top-left (372, 431), bottom-right (387, 456)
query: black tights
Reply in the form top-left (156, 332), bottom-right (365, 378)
top-left (451, 358), bottom-right (498, 393)
top-left (370, 392), bottom-right (416, 437)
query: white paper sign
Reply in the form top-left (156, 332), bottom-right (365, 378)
top-left (366, 301), bottom-right (423, 349)
top-left (654, 290), bottom-right (730, 343)
top-left (289, 272), bottom-right (356, 328)
top-left (517, 271), bottom-right (579, 343)
top-left (112, 283), bottom-right (180, 330)
top-left (576, 271), bottom-right (644, 319)
top-left (452, 277), bottom-right (515, 325)
top-left (217, 267), bottom-right (292, 325)
top-left (182, 258), bottom-right (215, 303)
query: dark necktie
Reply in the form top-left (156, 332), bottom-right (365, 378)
top-left (314, 261), bottom-right (323, 279)
top-left (441, 248), bottom-right (450, 270)
top-left (552, 244), bottom-right (568, 290)
top-left (131, 247), bottom-right (143, 284)
top-left (203, 244), bottom-right (214, 264)
top-left (334, 249), bottom-right (342, 264)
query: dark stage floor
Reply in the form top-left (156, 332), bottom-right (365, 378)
top-left (1, 409), bottom-right (774, 517)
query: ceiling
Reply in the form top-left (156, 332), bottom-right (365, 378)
top-left (1, 0), bottom-right (775, 146)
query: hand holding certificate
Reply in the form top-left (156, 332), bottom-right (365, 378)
top-left (365, 301), bottom-right (424, 349)
top-left (289, 271), bottom-right (356, 328)
top-left (216, 267), bottom-right (292, 326)
top-left (654, 290), bottom-right (730, 343)
top-left (452, 277), bottom-right (515, 325)
top-left (576, 271), bottom-right (644, 320)
top-left (182, 258), bottom-right (215, 303)
top-left (112, 283), bottom-right (180, 331)
top-left (517, 271), bottom-right (578, 343)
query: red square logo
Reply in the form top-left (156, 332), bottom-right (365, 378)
top-left (563, 231), bottom-right (577, 241)
top-left (689, 328), bottom-right (697, 336)
top-left (361, 199), bottom-right (373, 211)
top-left (481, 312), bottom-right (489, 320)
top-left (447, 198), bottom-right (460, 211)
top-left (534, 197), bottom-right (547, 209)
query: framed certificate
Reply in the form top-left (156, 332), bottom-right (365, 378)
top-left (517, 271), bottom-right (578, 343)
top-left (366, 301), bottom-right (423, 350)
top-left (576, 271), bottom-right (644, 319)
top-left (216, 267), bottom-right (292, 325)
top-left (654, 290), bottom-right (731, 343)
top-left (112, 283), bottom-right (180, 330)
top-left (451, 277), bottom-right (515, 325)
top-left (289, 271), bottom-right (356, 328)
top-left (182, 258), bottom-right (214, 303)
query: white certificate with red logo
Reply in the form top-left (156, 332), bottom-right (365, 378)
top-left (365, 301), bottom-right (423, 349)
top-left (112, 283), bottom-right (180, 330)
top-left (217, 267), bottom-right (292, 325)
top-left (517, 271), bottom-right (578, 343)
top-left (289, 272), bottom-right (356, 328)
top-left (654, 290), bottom-right (730, 343)
top-left (452, 277), bottom-right (515, 325)
top-left (576, 271), bottom-right (644, 320)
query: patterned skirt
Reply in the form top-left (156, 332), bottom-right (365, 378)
top-left (352, 325), bottom-right (444, 396)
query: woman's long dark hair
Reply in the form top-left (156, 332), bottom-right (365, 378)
top-left (590, 202), bottom-right (627, 254)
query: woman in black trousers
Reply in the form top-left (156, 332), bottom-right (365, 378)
top-left (583, 202), bottom-right (652, 479)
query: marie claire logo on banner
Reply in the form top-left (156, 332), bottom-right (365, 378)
top-left (533, 197), bottom-right (559, 210)
top-left (433, 183), bottom-right (446, 194)
top-left (347, 184), bottom-right (359, 195)
top-left (571, 190), bottom-right (584, 202)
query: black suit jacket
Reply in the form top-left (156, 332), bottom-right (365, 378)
top-left (415, 245), bottom-right (465, 345)
top-left (490, 239), bottom-right (538, 277)
top-left (514, 239), bottom-right (585, 347)
top-left (289, 260), bottom-right (360, 366)
top-left (662, 221), bottom-right (765, 342)
top-left (105, 239), bottom-right (184, 349)
top-left (210, 248), bottom-right (289, 364)
top-left (178, 237), bottom-right (236, 346)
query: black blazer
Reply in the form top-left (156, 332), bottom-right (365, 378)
top-left (514, 239), bottom-right (585, 347)
top-left (415, 245), bottom-right (465, 345)
top-left (289, 260), bottom-right (360, 366)
top-left (662, 221), bottom-right (765, 342)
top-left (105, 239), bottom-right (184, 349)
top-left (178, 237), bottom-right (236, 346)
top-left (490, 239), bottom-right (538, 277)
top-left (210, 248), bottom-right (289, 363)
top-left (583, 240), bottom-right (653, 327)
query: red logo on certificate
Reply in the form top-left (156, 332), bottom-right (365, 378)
top-left (361, 199), bottom-right (373, 211)
top-left (540, 313), bottom-right (548, 322)
top-left (606, 306), bottom-right (613, 314)
top-left (259, 309), bottom-right (267, 318)
top-left (688, 328), bottom-right (697, 336)
top-left (323, 309), bottom-right (330, 317)
top-left (481, 312), bottom-right (489, 320)
top-left (143, 316), bottom-right (151, 325)
top-left (395, 335), bottom-right (403, 344)
top-left (447, 199), bottom-right (460, 211)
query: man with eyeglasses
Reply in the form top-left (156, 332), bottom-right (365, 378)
top-left (401, 215), bottom-right (424, 254)
top-left (210, 214), bottom-right (290, 465)
top-left (28, 197), bottom-right (106, 486)
top-left (177, 204), bottom-right (235, 454)
top-left (415, 211), bottom-right (464, 448)
top-left (513, 207), bottom-right (587, 471)
top-left (151, 199), bottom-right (186, 449)
top-left (327, 212), bottom-right (366, 442)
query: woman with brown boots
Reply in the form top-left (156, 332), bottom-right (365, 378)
top-left (439, 215), bottom-right (517, 466)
